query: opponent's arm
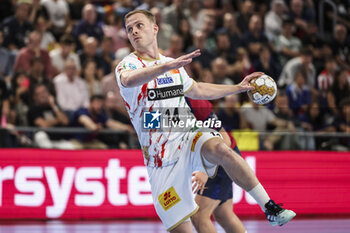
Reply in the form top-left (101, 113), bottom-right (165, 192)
top-left (120, 50), bottom-right (201, 87)
top-left (185, 72), bottom-right (263, 100)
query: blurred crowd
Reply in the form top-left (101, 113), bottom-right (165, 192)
top-left (0, 0), bottom-right (349, 150)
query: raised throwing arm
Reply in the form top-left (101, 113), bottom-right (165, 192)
top-left (120, 50), bottom-right (201, 87)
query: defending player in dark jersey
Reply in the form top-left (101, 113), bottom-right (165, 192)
top-left (186, 97), bottom-right (246, 233)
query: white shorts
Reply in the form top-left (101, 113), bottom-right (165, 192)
top-left (147, 130), bottom-right (221, 231)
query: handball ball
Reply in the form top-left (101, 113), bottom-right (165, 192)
top-left (247, 74), bottom-right (277, 105)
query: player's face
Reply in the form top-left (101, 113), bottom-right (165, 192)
top-left (125, 13), bottom-right (158, 51)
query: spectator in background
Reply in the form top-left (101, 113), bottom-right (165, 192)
top-left (50, 34), bottom-right (81, 74)
top-left (13, 31), bottom-right (57, 79)
top-left (201, 15), bottom-right (217, 53)
top-left (231, 47), bottom-right (255, 85)
top-left (270, 91), bottom-right (301, 150)
top-left (34, 15), bottom-right (56, 51)
top-left (264, 0), bottom-right (287, 42)
top-left (135, 0), bottom-right (160, 11)
top-left (216, 94), bottom-right (248, 131)
top-left (220, 12), bottom-right (242, 55)
top-left (101, 60), bottom-right (128, 117)
top-left (1, 0), bottom-right (33, 51)
top-left (241, 99), bottom-right (293, 150)
top-left (28, 57), bottom-right (55, 96)
top-left (28, 0), bottom-right (49, 24)
top-left (68, 0), bottom-right (85, 24)
top-left (272, 91), bottom-right (299, 125)
top-left (0, 79), bottom-right (10, 125)
top-left (0, 0), bottom-right (15, 23)
top-left (163, 34), bottom-right (184, 58)
top-left (236, 0), bottom-right (255, 35)
top-left (102, 13), bottom-right (127, 53)
top-left (302, 21), bottom-right (326, 73)
top-left (253, 45), bottom-right (281, 80)
top-left (330, 24), bottom-right (350, 70)
top-left (70, 95), bottom-right (134, 149)
top-left (215, 32), bottom-right (235, 64)
top-left (333, 98), bottom-right (350, 150)
top-left (78, 37), bottom-right (104, 79)
top-left (0, 30), bottom-right (15, 82)
top-left (288, 0), bottom-right (315, 39)
top-left (278, 47), bottom-right (316, 89)
top-left (327, 69), bottom-right (350, 116)
top-left (73, 4), bottom-right (104, 51)
top-left (299, 101), bottom-right (336, 150)
top-left (317, 57), bottom-right (337, 105)
top-left (198, 68), bottom-right (215, 84)
top-left (82, 60), bottom-right (103, 96)
top-left (41, 0), bottom-right (70, 40)
top-left (286, 68), bottom-right (312, 117)
top-left (9, 72), bottom-right (30, 126)
top-left (162, 0), bottom-right (186, 32)
top-left (243, 14), bottom-right (269, 63)
top-left (113, 0), bottom-right (133, 19)
top-left (177, 18), bottom-right (193, 52)
top-left (27, 84), bottom-right (73, 149)
top-left (211, 57), bottom-right (233, 85)
top-left (187, 30), bottom-right (215, 77)
top-left (104, 91), bottom-right (134, 149)
top-left (150, 7), bottom-right (174, 51)
top-left (324, 0), bottom-right (350, 32)
top-left (97, 36), bottom-right (115, 76)
top-left (274, 19), bottom-right (302, 66)
top-left (187, 0), bottom-right (205, 35)
top-left (53, 59), bottom-right (89, 115)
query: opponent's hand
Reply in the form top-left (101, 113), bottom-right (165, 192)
top-left (192, 171), bottom-right (208, 195)
top-left (168, 49), bottom-right (201, 70)
top-left (237, 72), bottom-right (264, 93)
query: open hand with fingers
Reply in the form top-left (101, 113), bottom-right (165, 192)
top-left (237, 72), bottom-right (265, 93)
top-left (192, 171), bottom-right (208, 195)
top-left (168, 49), bottom-right (201, 70)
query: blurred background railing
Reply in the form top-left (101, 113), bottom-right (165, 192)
top-left (1, 126), bottom-right (348, 151)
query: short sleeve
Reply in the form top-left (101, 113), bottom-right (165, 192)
top-left (178, 67), bottom-right (194, 94)
top-left (115, 57), bottom-right (140, 88)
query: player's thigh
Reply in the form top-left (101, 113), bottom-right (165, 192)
top-left (194, 194), bottom-right (221, 217)
top-left (171, 220), bottom-right (193, 233)
top-left (213, 199), bottom-right (235, 221)
top-left (213, 199), bottom-right (246, 233)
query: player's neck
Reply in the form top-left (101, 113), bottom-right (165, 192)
top-left (135, 44), bottom-right (160, 61)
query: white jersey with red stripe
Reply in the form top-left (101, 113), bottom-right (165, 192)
top-left (115, 52), bottom-right (195, 168)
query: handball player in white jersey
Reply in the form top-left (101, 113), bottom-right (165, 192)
top-left (115, 9), bottom-right (295, 233)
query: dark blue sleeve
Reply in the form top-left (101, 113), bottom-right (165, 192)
top-left (98, 111), bottom-right (109, 127)
top-left (70, 108), bottom-right (89, 126)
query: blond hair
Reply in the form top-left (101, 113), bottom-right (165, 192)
top-left (124, 9), bottom-right (156, 24)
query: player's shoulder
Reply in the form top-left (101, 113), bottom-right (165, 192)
top-left (120, 52), bottom-right (139, 63)
top-left (159, 53), bottom-right (174, 62)
top-left (116, 53), bottom-right (140, 73)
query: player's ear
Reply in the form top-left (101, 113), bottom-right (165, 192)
top-left (153, 24), bottom-right (159, 34)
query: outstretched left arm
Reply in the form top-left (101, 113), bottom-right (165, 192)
top-left (185, 72), bottom-right (263, 100)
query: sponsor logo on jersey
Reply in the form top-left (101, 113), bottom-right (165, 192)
top-left (158, 186), bottom-right (181, 211)
top-left (147, 85), bottom-right (184, 101)
top-left (157, 77), bottom-right (174, 85)
top-left (191, 132), bottom-right (203, 152)
top-left (169, 69), bottom-right (180, 74)
top-left (128, 63), bottom-right (137, 70)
